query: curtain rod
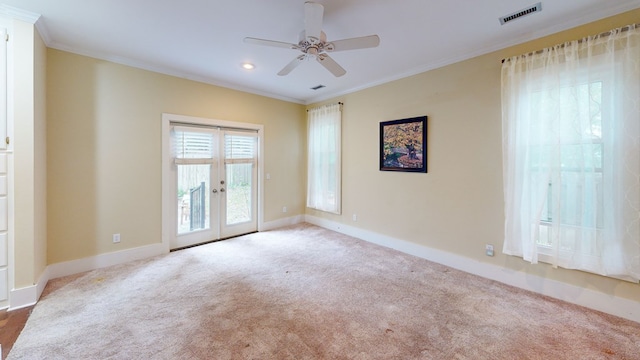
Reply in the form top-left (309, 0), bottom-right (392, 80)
top-left (501, 23), bottom-right (637, 63)
top-left (306, 102), bottom-right (343, 112)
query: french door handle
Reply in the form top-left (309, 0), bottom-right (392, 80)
top-left (212, 189), bottom-right (218, 194)
top-left (220, 188), bottom-right (226, 193)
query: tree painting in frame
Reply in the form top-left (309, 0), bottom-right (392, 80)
top-left (380, 116), bottom-right (427, 173)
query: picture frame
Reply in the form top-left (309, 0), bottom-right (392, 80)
top-left (380, 116), bottom-right (427, 173)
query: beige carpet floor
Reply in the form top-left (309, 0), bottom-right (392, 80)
top-left (7, 224), bottom-right (640, 359)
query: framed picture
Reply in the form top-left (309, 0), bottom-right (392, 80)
top-left (380, 116), bottom-right (427, 173)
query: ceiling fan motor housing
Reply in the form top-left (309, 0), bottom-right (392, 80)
top-left (299, 30), bottom-right (332, 57)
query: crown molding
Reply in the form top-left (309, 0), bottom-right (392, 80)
top-left (33, 19), bottom-right (52, 45)
top-left (0, 4), bottom-right (40, 24)
top-left (0, 4), bottom-right (52, 45)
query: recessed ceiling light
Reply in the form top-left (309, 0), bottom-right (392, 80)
top-left (242, 63), bottom-right (255, 70)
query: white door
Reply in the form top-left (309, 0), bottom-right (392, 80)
top-left (169, 125), bottom-right (258, 249)
top-left (220, 131), bottom-right (258, 238)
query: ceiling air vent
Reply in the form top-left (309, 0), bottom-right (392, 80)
top-left (310, 84), bottom-right (326, 90)
top-left (499, 2), bottom-right (542, 25)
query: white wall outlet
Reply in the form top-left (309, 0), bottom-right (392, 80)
top-left (352, 213), bottom-right (357, 222)
top-left (485, 244), bottom-right (494, 257)
top-left (282, 206), bottom-right (287, 213)
top-left (113, 233), bottom-right (121, 243)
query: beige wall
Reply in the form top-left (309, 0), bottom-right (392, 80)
top-left (308, 9), bottom-right (640, 302)
top-left (46, 50), bottom-right (305, 264)
top-left (13, 20), bottom-right (47, 288)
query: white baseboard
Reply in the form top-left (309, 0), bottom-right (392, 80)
top-left (8, 266), bottom-right (50, 310)
top-left (9, 285), bottom-right (37, 311)
top-left (12, 222), bottom-right (310, 310)
top-left (9, 243), bottom-right (167, 310)
top-left (11, 220), bottom-right (301, 310)
top-left (35, 266), bottom-right (50, 303)
top-left (48, 243), bottom-right (167, 280)
top-left (304, 215), bottom-right (640, 324)
top-left (260, 215), bottom-right (304, 232)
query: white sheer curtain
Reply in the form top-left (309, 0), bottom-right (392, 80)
top-left (501, 24), bottom-right (640, 282)
top-left (307, 103), bottom-right (341, 214)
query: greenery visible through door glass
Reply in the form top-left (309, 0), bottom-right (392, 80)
top-left (226, 163), bottom-right (252, 225)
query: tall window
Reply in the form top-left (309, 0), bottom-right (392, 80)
top-left (501, 25), bottom-right (640, 282)
top-left (307, 103), bottom-right (341, 214)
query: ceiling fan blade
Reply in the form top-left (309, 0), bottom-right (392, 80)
top-left (244, 37), bottom-right (299, 50)
top-left (317, 54), bottom-right (346, 77)
top-left (278, 55), bottom-right (306, 76)
top-left (304, 1), bottom-right (323, 43)
top-left (327, 35), bottom-right (380, 52)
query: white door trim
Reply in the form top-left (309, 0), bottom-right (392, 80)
top-left (161, 113), bottom-right (264, 251)
top-left (0, 19), bottom-right (11, 310)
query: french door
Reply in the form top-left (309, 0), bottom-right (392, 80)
top-left (170, 125), bottom-right (257, 249)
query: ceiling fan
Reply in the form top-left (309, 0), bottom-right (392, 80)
top-left (244, 1), bottom-right (380, 77)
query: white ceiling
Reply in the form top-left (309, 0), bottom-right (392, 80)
top-left (1, 0), bottom-right (639, 104)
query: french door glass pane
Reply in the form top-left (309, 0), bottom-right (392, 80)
top-left (226, 163), bottom-right (252, 225)
top-left (177, 164), bottom-right (210, 234)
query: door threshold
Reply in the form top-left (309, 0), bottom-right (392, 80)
top-left (170, 231), bottom-right (258, 252)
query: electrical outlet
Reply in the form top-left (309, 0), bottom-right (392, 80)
top-left (352, 213), bottom-right (357, 222)
top-left (113, 233), bottom-right (121, 243)
top-left (282, 206), bottom-right (287, 213)
top-left (485, 244), bottom-right (494, 257)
